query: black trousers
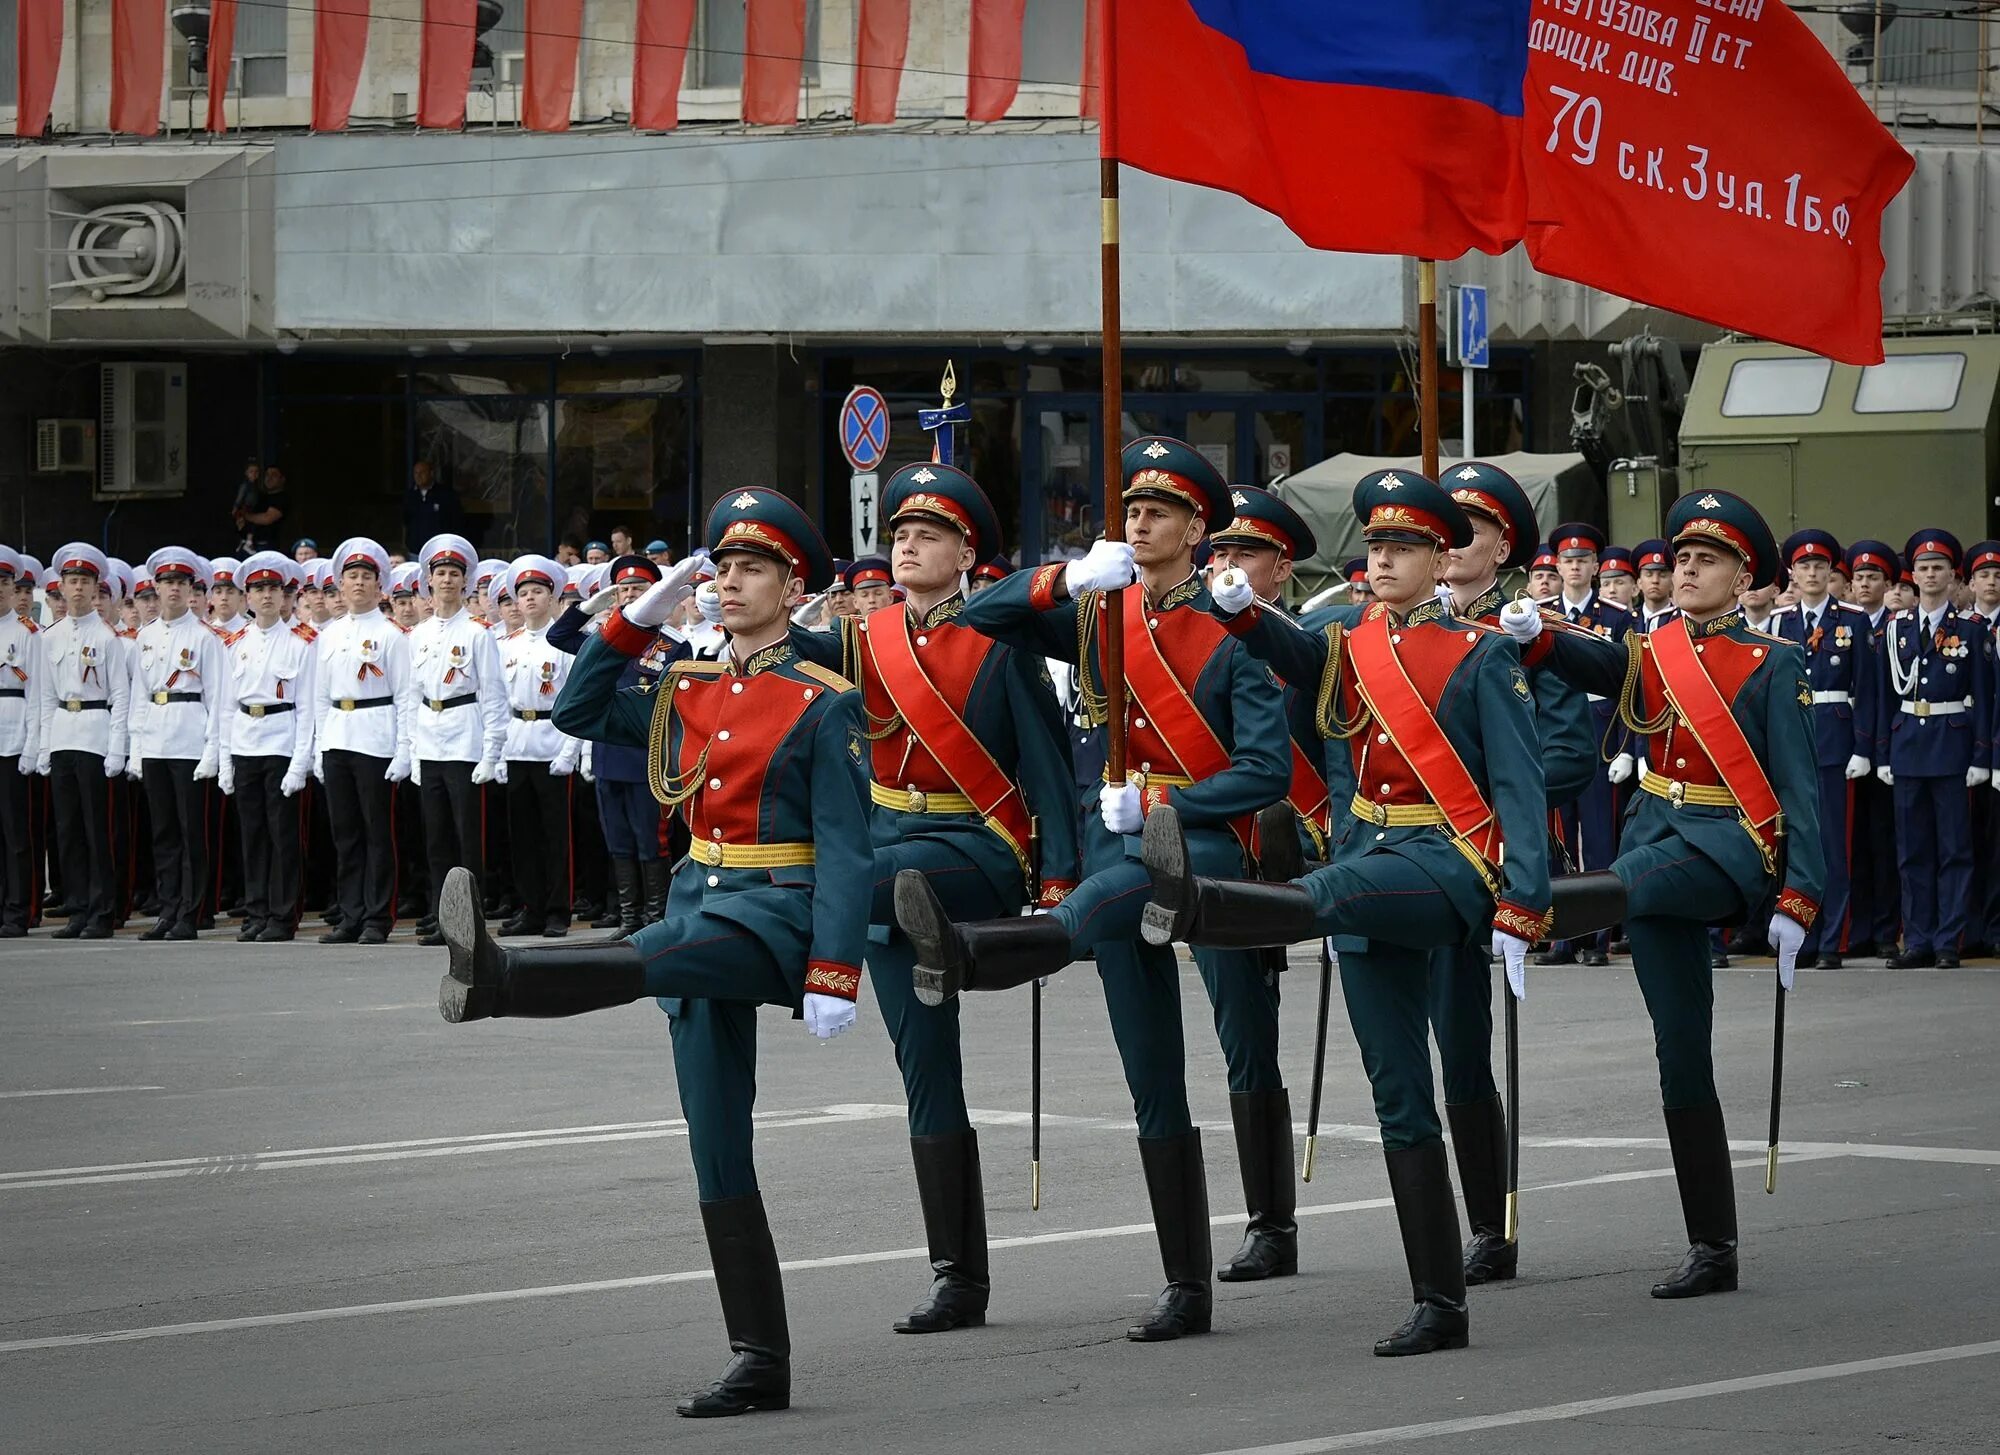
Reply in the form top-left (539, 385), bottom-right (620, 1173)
top-left (49, 750), bottom-right (115, 928)
top-left (234, 755), bottom-right (303, 930)
top-left (143, 758), bottom-right (208, 929)
top-left (0, 756), bottom-right (30, 931)
top-left (506, 761), bottom-right (571, 924)
top-left (571, 777), bottom-right (608, 910)
top-left (302, 780), bottom-right (336, 912)
top-left (206, 785), bottom-right (244, 918)
top-left (395, 769), bottom-right (428, 912)
top-left (323, 749), bottom-right (397, 934)
top-left (420, 759), bottom-right (484, 918)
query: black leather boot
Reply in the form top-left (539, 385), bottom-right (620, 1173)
top-left (1446, 1096), bottom-right (1517, 1285)
top-left (1374, 1140), bottom-right (1471, 1356)
top-left (1651, 1101), bottom-right (1739, 1299)
top-left (896, 870), bottom-right (1073, 1006)
top-left (1128, 1131), bottom-right (1213, 1341)
top-left (641, 858), bottom-right (670, 924)
top-left (611, 859), bottom-right (643, 938)
top-left (895, 1130), bottom-right (990, 1333)
top-left (435, 867), bottom-right (645, 1023)
top-left (677, 1194), bottom-right (792, 1417)
top-left (1218, 1089), bottom-right (1298, 1282)
top-left (1139, 805), bottom-right (1318, 949)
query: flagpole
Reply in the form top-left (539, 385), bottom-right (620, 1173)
top-left (1418, 259), bottom-right (1441, 479)
top-left (1100, 0), bottom-right (1129, 784)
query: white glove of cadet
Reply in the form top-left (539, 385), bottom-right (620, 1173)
top-left (1493, 930), bottom-right (1530, 1001)
top-left (579, 745), bottom-right (595, 783)
top-left (104, 754), bottom-right (125, 778)
top-left (1064, 540), bottom-right (1137, 597)
top-left (1100, 779), bottom-right (1144, 835)
top-left (622, 555), bottom-right (706, 629)
top-left (1498, 597), bottom-right (1544, 644)
top-left (192, 748), bottom-right (218, 782)
top-left (1210, 568), bottom-right (1255, 615)
top-left (384, 751), bottom-right (411, 784)
top-left (35, 751), bottom-right (52, 776)
top-left (312, 750), bottom-right (325, 783)
top-left (471, 757), bottom-right (498, 786)
top-left (1845, 755), bottom-right (1871, 781)
top-left (803, 992), bottom-right (857, 1040)
top-left (494, 760), bottom-right (510, 786)
top-left (280, 766), bottom-right (307, 797)
top-left (16, 754), bottom-right (34, 777)
top-left (1769, 912), bottom-right (1808, 992)
top-left (1970, 767), bottom-right (1992, 789)
top-left (1607, 752), bottom-right (1636, 785)
top-left (550, 751), bottom-right (576, 778)
top-left (411, 758), bottom-right (424, 788)
top-left (696, 583), bottom-right (725, 626)
top-left (1876, 764), bottom-right (1894, 786)
top-left (218, 758), bottom-right (236, 796)
top-left (126, 754), bottom-right (144, 782)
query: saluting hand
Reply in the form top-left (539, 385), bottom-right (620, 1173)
top-left (624, 556), bottom-right (706, 629)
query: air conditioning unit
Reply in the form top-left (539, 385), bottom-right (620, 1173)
top-left (35, 418), bottom-right (97, 473)
top-left (98, 362), bottom-right (189, 501)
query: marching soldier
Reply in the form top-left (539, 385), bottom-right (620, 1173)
top-left (783, 462), bottom-right (1079, 1333)
top-left (1844, 541), bottom-right (1902, 956)
top-left (1499, 489), bottom-right (1823, 1299)
top-left (221, 552), bottom-right (319, 941)
top-left (33, 544), bottom-right (131, 939)
top-left (130, 548), bottom-right (227, 940)
top-left (0, 546), bottom-right (41, 937)
top-left (498, 555), bottom-right (581, 938)
top-left (438, 489), bottom-right (871, 1419)
top-left (1772, 531), bottom-right (1879, 969)
top-left (1136, 467), bottom-right (1551, 1355)
top-left (895, 437), bottom-right (1293, 1343)
top-left (408, 534), bottom-right (509, 947)
top-left (311, 538), bottom-right (415, 945)
top-left (1880, 530), bottom-right (1990, 969)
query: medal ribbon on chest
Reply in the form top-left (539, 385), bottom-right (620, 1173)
top-left (80, 644), bottom-right (100, 688)
top-left (357, 638), bottom-right (384, 682)
top-left (539, 660), bottom-right (556, 696)
top-left (444, 643), bottom-right (466, 686)
top-left (166, 645), bottom-right (197, 688)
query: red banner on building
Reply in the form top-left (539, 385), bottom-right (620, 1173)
top-left (855, 0), bottom-right (910, 125)
top-left (15, 0), bottom-right (65, 137)
top-left (967, 0), bottom-right (1025, 122)
top-left (1522, 1), bottom-right (1913, 365)
top-left (744, 0), bottom-right (806, 124)
top-left (205, 0), bottom-right (237, 132)
top-left (418, 0), bottom-right (476, 129)
top-left (632, 0), bottom-right (697, 130)
top-left (524, 0), bottom-right (583, 131)
top-left (313, 0), bottom-right (371, 131)
top-left (110, 0), bottom-right (166, 136)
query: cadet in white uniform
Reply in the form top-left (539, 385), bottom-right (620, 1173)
top-left (0, 545), bottom-right (42, 936)
top-left (499, 555), bottom-right (580, 937)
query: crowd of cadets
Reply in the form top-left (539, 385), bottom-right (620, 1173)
top-left (0, 459), bottom-right (1976, 1409)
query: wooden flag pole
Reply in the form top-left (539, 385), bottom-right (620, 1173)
top-left (1418, 259), bottom-right (1441, 479)
top-left (1100, 0), bottom-right (1129, 784)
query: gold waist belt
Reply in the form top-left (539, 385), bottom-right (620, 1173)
top-left (1348, 792), bottom-right (1449, 828)
top-left (1102, 769), bottom-right (1196, 789)
top-left (1640, 771), bottom-right (1739, 809)
top-left (870, 781), bottom-right (978, 815)
top-left (688, 840), bottom-right (816, 869)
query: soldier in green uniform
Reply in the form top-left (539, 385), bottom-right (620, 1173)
top-left (434, 489), bottom-right (873, 1419)
top-left (1137, 468), bottom-right (1552, 1357)
top-left (1497, 489), bottom-right (1824, 1299)
top-left (896, 437), bottom-right (1293, 1342)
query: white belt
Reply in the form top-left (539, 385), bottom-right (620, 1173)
top-left (1810, 691), bottom-right (1851, 705)
top-left (1901, 699), bottom-right (1969, 718)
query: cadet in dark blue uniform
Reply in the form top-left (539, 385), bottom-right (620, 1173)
top-left (1540, 522), bottom-right (1632, 967)
top-left (1632, 539), bottom-right (1678, 636)
top-left (896, 438), bottom-right (1292, 1343)
top-left (1962, 540), bottom-right (2000, 956)
top-left (1843, 541), bottom-right (1901, 955)
top-left (1139, 468), bottom-right (1552, 1356)
top-left (1502, 491), bottom-right (1823, 1300)
top-left (1881, 530), bottom-right (1992, 968)
top-left (794, 463), bottom-right (1079, 1335)
top-left (436, 490), bottom-right (872, 1419)
top-left (1772, 531), bottom-right (1879, 968)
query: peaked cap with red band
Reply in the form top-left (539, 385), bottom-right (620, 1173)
top-left (1210, 484), bottom-right (1318, 561)
top-left (1443, 460), bottom-right (1537, 568)
top-left (238, 550), bottom-right (297, 590)
top-left (1599, 546), bottom-right (1635, 577)
top-left (146, 547), bottom-right (213, 591)
top-left (1781, 529), bottom-right (1842, 570)
top-left (1667, 490), bottom-right (1779, 590)
top-left (972, 557), bottom-right (1013, 584)
top-left (505, 553), bottom-right (567, 600)
top-left (1635, 538), bottom-right (1671, 572)
top-left (1969, 540), bottom-right (2000, 576)
top-left (1904, 529), bottom-right (1963, 575)
top-left (208, 557), bottom-right (243, 589)
top-left (53, 542), bottom-right (109, 582)
top-left (1121, 435), bottom-right (1232, 529)
top-left (609, 553), bottom-right (663, 587)
top-left (1352, 469), bottom-right (1471, 549)
top-left (331, 537), bottom-right (391, 582)
top-left (884, 462), bottom-right (1003, 560)
top-left (1551, 521), bottom-right (1606, 559)
top-left (1845, 540), bottom-right (1899, 579)
top-left (844, 557), bottom-right (893, 591)
top-left (420, 533), bottom-right (478, 578)
top-left (708, 487), bottom-right (834, 592)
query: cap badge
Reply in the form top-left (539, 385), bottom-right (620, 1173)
top-left (731, 492), bottom-right (758, 510)
top-left (1231, 491), bottom-right (1248, 507)
top-left (1142, 441), bottom-right (1170, 460)
top-left (911, 467), bottom-right (937, 485)
top-left (1380, 474), bottom-right (1403, 491)
top-left (1696, 494), bottom-right (1721, 509)
top-left (1455, 465), bottom-right (1482, 481)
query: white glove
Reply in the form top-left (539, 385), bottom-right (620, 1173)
top-left (35, 751), bottom-right (52, 776)
top-left (1876, 764), bottom-right (1894, 786)
top-left (1493, 930), bottom-right (1530, 1001)
top-left (1210, 568), bottom-right (1255, 615)
top-left (494, 760), bottom-right (510, 785)
top-left (411, 758), bottom-right (424, 787)
top-left (1064, 540), bottom-right (1137, 597)
top-left (1607, 752), bottom-right (1636, 785)
top-left (1970, 767), bottom-right (1992, 789)
top-left (581, 585), bottom-right (619, 617)
top-left (471, 757), bottom-right (498, 786)
top-left (803, 992), bottom-right (857, 1039)
top-left (1100, 779), bottom-right (1144, 834)
top-left (218, 759), bottom-right (236, 796)
top-left (1769, 912), bottom-right (1807, 992)
top-left (281, 766), bottom-right (307, 797)
top-left (550, 757), bottom-right (574, 778)
top-left (192, 748), bottom-right (218, 782)
top-left (1498, 597), bottom-right (1544, 644)
top-left (16, 755), bottom-right (33, 777)
top-left (104, 754), bottom-right (125, 778)
top-left (623, 556), bottom-right (705, 629)
top-left (385, 751), bottom-right (411, 783)
top-left (696, 583), bottom-right (725, 626)
top-left (312, 751), bottom-right (325, 782)
top-left (1844, 755), bottom-right (1871, 781)
top-left (579, 745), bottom-right (595, 783)
top-left (126, 754), bottom-right (144, 782)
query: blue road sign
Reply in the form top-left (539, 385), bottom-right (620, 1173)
top-left (1458, 284), bottom-right (1490, 370)
top-left (840, 387), bottom-right (890, 472)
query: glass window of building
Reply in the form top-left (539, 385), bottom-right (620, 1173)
top-left (488, 0), bottom-right (529, 85)
top-left (1721, 357), bottom-right (1833, 418)
top-left (1021, 0), bottom-right (1087, 87)
top-left (236, 0), bottom-right (289, 98)
top-left (698, 0), bottom-right (819, 89)
top-left (0, 5), bottom-right (17, 107)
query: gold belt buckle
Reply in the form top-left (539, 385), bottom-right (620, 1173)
top-left (520, 709), bottom-right (539, 722)
top-left (906, 788), bottom-right (927, 813)
top-left (1915, 700), bottom-right (1931, 718)
top-left (692, 840), bottom-right (720, 866)
top-left (1667, 779), bottom-right (1687, 810)
top-left (62, 698), bottom-right (82, 713)
top-left (248, 704), bottom-right (267, 718)
top-left (336, 698), bottom-right (356, 711)
top-left (427, 698), bottom-right (445, 711)
top-left (1367, 799), bottom-right (1389, 827)
top-left (151, 690), bottom-right (169, 705)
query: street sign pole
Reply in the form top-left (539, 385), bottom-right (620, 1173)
top-left (1450, 282), bottom-right (1490, 459)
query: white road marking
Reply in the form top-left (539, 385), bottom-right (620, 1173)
top-left (112, 1002), bottom-right (433, 1026)
top-left (0, 1086), bottom-right (164, 1100)
top-left (1196, 1339), bottom-right (2000, 1453)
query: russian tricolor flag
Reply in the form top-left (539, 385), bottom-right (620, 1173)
top-left (1108, 0), bottom-right (1532, 260)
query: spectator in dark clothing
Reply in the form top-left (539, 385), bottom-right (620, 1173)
top-left (404, 461), bottom-right (465, 552)
top-left (236, 464), bottom-right (288, 554)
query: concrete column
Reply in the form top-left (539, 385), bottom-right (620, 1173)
top-left (698, 344), bottom-right (816, 521)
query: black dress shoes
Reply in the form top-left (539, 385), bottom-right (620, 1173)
top-left (1651, 1241), bottom-right (1739, 1299)
top-left (1886, 950), bottom-right (1934, 969)
top-left (320, 924), bottom-right (362, 945)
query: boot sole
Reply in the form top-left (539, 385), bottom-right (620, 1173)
top-left (1373, 1332), bottom-right (1470, 1356)
top-left (675, 1393), bottom-right (792, 1417)
top-left (897, 870), bottom-right (965, 1007)
top-left (1139, 808), bottom-right (1193, 947)
top-left (1650, 1273), bottom-right (1738, 1299)
top-left (1216, 1259), bottom-right (1298, 1282)
top-left (437, 867), bottom-right (492, 1024)
top-left (893, 1310), bottom-right (987, 1334)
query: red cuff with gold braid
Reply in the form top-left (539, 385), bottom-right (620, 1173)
top-left (1028, 563), bottom-right (1066, 612)
top-left (804, 961), bottom-right (862, 1000)
top-left (1141, 783), bottom-right (1174, 819)
top-left (1521, 633), bottom-right (1555, 669)
top-left (1775, 887), bottom-right (1819, 932)
top-left (1037, 880), bottom-right (1077, 909)
top-left (1493, 900), bottom-right (1553, 942)
top-left (599, 608), bottom-right (656, 658)
top-left (1220, 604), bottom-right (1263, 637)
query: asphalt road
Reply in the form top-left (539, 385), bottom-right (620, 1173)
top-left (3, 929), bottom-right (1997, 1454)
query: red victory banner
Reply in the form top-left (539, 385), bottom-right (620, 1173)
top-left (1522, 0), bottom-right (1914, 365)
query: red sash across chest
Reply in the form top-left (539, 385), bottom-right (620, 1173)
top-left (1630, 627), bottom-right (1765, 790)
top-left (671, 668), bottom-right (823, 843)
top-left (1645, 621), bottom-right (1784, 861)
